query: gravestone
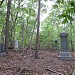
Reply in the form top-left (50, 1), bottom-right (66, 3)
top-left (0, 43), bottom-right (6, 55)
top-left (58, 31), bottom-right (73, 60)
top-left (14, 40), bottom-right (19, 51)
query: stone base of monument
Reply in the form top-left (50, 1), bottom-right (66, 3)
top-left (58, 52), bottom-right (73, 60)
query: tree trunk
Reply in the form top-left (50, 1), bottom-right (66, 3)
top-left (1, 26), bottom-right (5, 44)
top-left (24, 18), bottom-right (29, 47)
top-left (70, 22), bottom-right (74, 51)
top-left (35, 0), bottom-right (40, 59)
top-left (5, 0), bottom-right (11, 53)
top-left (29, 18), bottom-right (37, 50)
top-left (10, 27), bottom-right (13, 48)
top-left (10, 0), bottom-right (20, 48)
top-left (21, 20), bottom-right (25, 49)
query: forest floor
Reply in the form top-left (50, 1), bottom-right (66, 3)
top-left (0, 49), bottom-right (75, 75)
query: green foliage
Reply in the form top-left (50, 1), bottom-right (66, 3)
top-left (40, 0), bottom-right (75, 50)
top-left (0, 0), bottom-right (75, 51)
top-left (53, 0), bottom-right (75, 24)
top-left (56, 0), bottom-right (65, 4)
top-left (58, 14), bottom-right (74, 24)
top-left (53, 4), bottom-right (58, 9)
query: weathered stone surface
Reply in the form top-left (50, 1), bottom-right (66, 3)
top-left (58, 31), bottom-right (73, 60)
top-left (60, 31), bottom-right (68, 52)
top-left (0, 43), bottom-right (6, 56)
top-left (14, 40), bottom-right (19, 50)
top-left (58, 52), bottom-right (73, 60)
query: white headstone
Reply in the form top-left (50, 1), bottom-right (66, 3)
top-left (14, 40), bottom-right (19, 50)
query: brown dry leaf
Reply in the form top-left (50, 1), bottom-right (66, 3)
top-left (0, 49), bottom-right (74, 75)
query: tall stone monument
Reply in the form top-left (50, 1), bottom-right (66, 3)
top-left (58, 31), bottom-right (73, 60)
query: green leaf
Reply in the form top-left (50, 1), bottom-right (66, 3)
top-left (58, 13), bottom-right (66, 18)
top-left (69, 1), bottom-right (75, 7)
top-left (67, 15), bottom-right (74, 21)
top-left (53, 4), bottom-right (58, 9)
top-left (62, 18), bottom-right (68, 24)
top-left (29, 9), bottom-right (35, 16)
top-left (56, 0), bottom-right (60, 4)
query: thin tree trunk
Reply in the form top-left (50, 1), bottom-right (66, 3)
top-left (29, 18), bottom-right (37, 50)
top-left (12, 10), bottom-right (19, 42)
top-left (10, 27), bottom-right (13, 48)
top-left (21, 18), bottom-right (29, 49)
top-left (21, 20), bottom-right (25, 49)
top-left (5, 0), bottom-right (11, 53)
top-left (10, 0), bottom-right (20, 47)
top-left (1, 26), bottom-right (5, 44)
top-left (70, 21), bottom-right (74, 51)
top-left (35, 0), bottom-right (40, 59)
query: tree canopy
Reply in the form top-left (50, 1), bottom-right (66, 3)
top-left (0, 0), bottom-right (75, 51)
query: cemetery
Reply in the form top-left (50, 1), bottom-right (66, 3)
top-left (0, 0), bottom-right (75, 75)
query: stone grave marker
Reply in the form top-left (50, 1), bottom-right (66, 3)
top-left (14, 40), bottom-right (19, 51)
top-left (58, 31), bottom-right (73, 60)
top-left (0, 43), bottom-right (6, 56)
